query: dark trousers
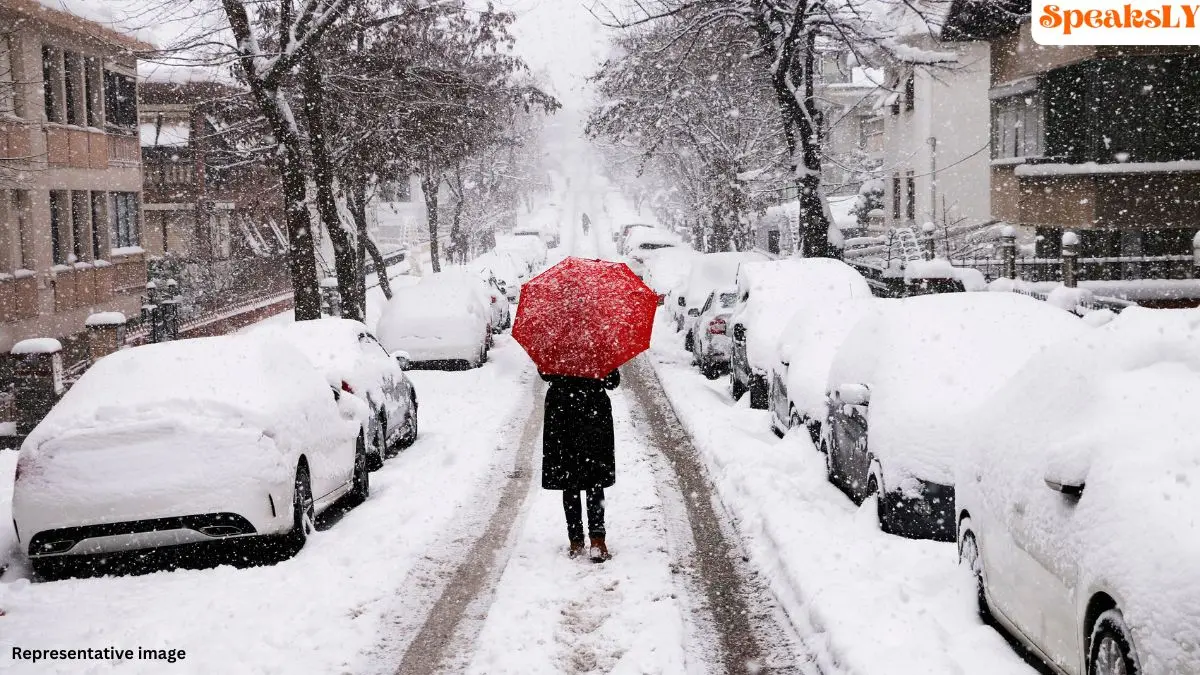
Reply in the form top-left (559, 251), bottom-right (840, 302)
top-left (562, 488), bottom-right (605, 542)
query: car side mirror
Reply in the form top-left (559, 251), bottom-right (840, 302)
top-left (1044, 476), bottom-right (1085, 496)
top-left (836, 383), bottom-right (870, 406)
top-left (391, 350), bottom-right (412, 371)
top-left (688, 308), bottom-right (701, 317)
top-left (677, 296), bottom-right (686, 307)
top-left (1044, 466), bottom-right (1086, 497)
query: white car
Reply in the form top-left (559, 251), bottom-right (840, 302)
top-left (614, 222), bottom-right (655, 249)
top-left (822, 292), bottom-right (1087, 541)
top-left (623, 229), bottom-right (683, 277)
top-left (437, 267), bottom-right (509, 333)
top-left (496, 233), bottom-right (547, 271)
top-left (468, 249), bottom-right (525, 302)
top-left (956, 307), bottom-right (1200, 675)
top-left (259, 318), bottom-right (419, 471)
top-left (728, 258), bottom-right (872, 409)
top-left (12, 335), bottom-right (366, 578)
top-left (675, 251), bottom-right (770, 350)
top-left (642, 247), bottom-right (697, 305)
top-left (377, 275), bottom-right (493, 369)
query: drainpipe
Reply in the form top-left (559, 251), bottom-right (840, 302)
top-left (927, 136), bottom-right (938, 223)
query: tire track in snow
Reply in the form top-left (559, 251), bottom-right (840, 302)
top-left (623, 357), bottom-right (819, 675)
top-left (389, 380), bottom-right (546, 675)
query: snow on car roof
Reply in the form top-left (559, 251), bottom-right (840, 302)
top-left (625, 228), bottom-right (680, 249)
top-left (256, 318), bottom-right (372, 388)
top-left (683, 251), bottom-right (770, 304)
top-left (954, 307), bottom-right (1200, 672)
top-left (642, 248), bottom-right (697, 294)
top-left (23, 334), bottom-right (344, 452)
top-left (828, 292), bottom-right (1088, 485)
top-left (733, 258), bottom-right (872, 369)
top-left (782, 296), bottom-right (880, 423)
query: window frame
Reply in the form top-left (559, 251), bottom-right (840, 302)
top-left (108, 191), bottom-right (140, 251)
top-left (992, 93), bottom-right (1045, 161)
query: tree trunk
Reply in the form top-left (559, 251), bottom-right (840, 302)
top-left (450, 195), bottom-right (465, 264)
top-left (422, 172), bottom-right (441, 273)
top-left (347, 177), bottom-right (374, 302)
top-left (364, 235), bottom-right (393, 300)
top-left (302, 52), bottom-right (364, 321)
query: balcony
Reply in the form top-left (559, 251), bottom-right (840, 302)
top-left (45, 125), bottom-right (110, 169)
top-left (0, 273), bottom-right (38, 322)
top-left (51, 256), bottom-right (145, 314)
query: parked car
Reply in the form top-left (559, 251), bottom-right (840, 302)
top-left (822, 292), bottom-right (1087, 541)
top-left (614, 222), bottom-right (655, 247)
top-left (377, 275), bottom-right (493, 369)
top-left (955, 307), bottom-right (1200, 675)
top-left (729, 259), bottom-right (871, 409)
top-left (260, 318), bottom-right (419, 471)
top-left (641, 247), bottom-right (696, 305)
top-left (496, 233), bottom-right (547, 272)
top-left (467, 249), bottom-right (525, 302)
top-left (11, 335), bottom-right (367, 577)
top-left (512, 224), bottom-right (559, 249)
top-left (690, 287), bottom-right (742, 379)
top-left (768, 296), bottom-right (877, 441)
top-left (675, 251), bottom-right (770, 349)
top-left (437, 268), bottom-right (509, 335)
top-left (623, 229), bottom-right (683, 278)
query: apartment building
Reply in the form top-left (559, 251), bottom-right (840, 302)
top-left (944, 0), bottom-right (1200, 268)
top-left (879, 34), bottom-right (992, 234)
top-left (0, 0), bottom-right (151, 366)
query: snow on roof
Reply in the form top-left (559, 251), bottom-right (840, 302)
top-left (682, 251), bottom-right (771, 306)
top-left (828, 292), bottom-right (1087, 487)
top-left (26, 0), bottom-right (155, 51)
top-left (954, 307), bottom-right (1200, 673)
top-left (23, 334), bottom-right (347, 452)
top-left (85, 311), bottom-right (127, 327)
top-left (139, 121), bottom-right (190, 148)
top-left (1015, 159), bottom-right (1200, 177)
top-left (625, 227), bottom-right (681, 250)
top-left (642, 247), bottom-right (697, 294)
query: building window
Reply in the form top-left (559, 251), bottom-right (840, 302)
top-left (993, 93), bottom-right (1044, 160)
top-left (905, 171), bottom-right (916, 222)
top-left (49, 190), bottom-right (69, 264)
top-left (84, 57), bottom-right (101, 127)
top-left (42, 46), bottom-right (60, 123)
top-left (90, 191), bottom-right (106, 258)
top-left (767, 230), bottom-right (780, 255)
top-left (0, 36), bottom-right (16, 117)
top-left (70, 191), bottom-right (90, 261)
top-left (109, 192), bottom-right (140, 250)
top-left (103, 70), bottom-right (137, 129)
top-left (891, 173), bottom-right (902, 220)
top-left (11, 190), bottom-right (31, 270)
top-left (904, 73), bottom-right (915, 112)
top-left (64, 52), bottom-right (82, 126)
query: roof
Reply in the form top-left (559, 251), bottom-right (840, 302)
top-left (942, 0), bottom-right (1029, 41)
top-left (5, 0), bottom-right (156, 52)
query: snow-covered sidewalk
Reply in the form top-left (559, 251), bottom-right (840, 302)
top-left (647, 318), bottom-right (1038, 675)
top-left (458, 385), bottom-right (711, 674)
top-left (0, 337), bottom-right (535, 675)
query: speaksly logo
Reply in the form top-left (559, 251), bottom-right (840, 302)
top-left (1033, 0), bottom-right (1200, 44)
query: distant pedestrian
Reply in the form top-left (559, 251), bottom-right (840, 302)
top-left (581, 212), bottom-right (591, 234)
top-left (540, 368), bottom-right (620, 562)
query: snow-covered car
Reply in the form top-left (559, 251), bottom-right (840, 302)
top-left (690, 288), bottom-right (742, 379)
top-left (955, 307), bottom-right (1200, 675)
top-left (11, 335), bottom-right (368, 577)
top-left (258, 318), bottom-right (419, 470)
top-left (676, 251), bottom-right (770, 350)
top-left (497, 232), bottom-right (548, 271)
top-left (467, 249), bottom-right (525, 302)
top-left (623, 229), bottom-right (683, 278)
top-left (435, 268), bottom-right (509, 334)
top-left (377, 275), bottom-right (492, 369)
top-left (513, 224), bottom-right (558, 248)
top-left (768, 296), bottom-right (877, 441)
top-left (729, 258), bottom-right (871, 409)
top-left (642, 247), bottom-right (696, 305)
top-left (822, 292), bottom-right (1087, 541)
top-left (614, 222), bottom-right (654, 248)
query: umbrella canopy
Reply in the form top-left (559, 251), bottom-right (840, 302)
top-left (513, 257), bottom-right (659, 378)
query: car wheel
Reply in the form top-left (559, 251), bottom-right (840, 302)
top-left (867, 473), bottom-right (891, 533)
top-left (958, 518), bottom-right (991, 621)
top-left (749, 376), bottom-right (769, 410)
top-left (701, 359), bottom-right (721, 380)
top-left (286, 462), bottom-right (315, 551)
top-left (1090, 610), bottom-right (1140, 675)
top-left (822, 438), bottom-right (836, 481)
top-left (684, 330), bottom-right (694, 353)
top-left (399, 395), bottom-right (419, 449)
top-left (350, 435), bottom-right (370, 505)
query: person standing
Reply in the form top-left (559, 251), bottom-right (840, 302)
top-left (540, 368), bottom-right (620, 562)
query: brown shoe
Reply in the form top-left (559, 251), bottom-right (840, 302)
top-left (588, 536), bottom-right (612, 563)
top-left (568, 540), bottom-right (585, 558)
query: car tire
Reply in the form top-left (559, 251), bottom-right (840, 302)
top-left (684, 330), bottom-right (694, 353)
top-left (1089, 610), bottom-right (1140, 675)
top-left (958, 518), bottom-right (992, 621)
top-left (286, 462), bottom-right (315, 552)
top-left (399, 394), bottom-right (419, 449)
top-left (350, 435), bottom-right (370, 505)
top-left (701, 359), bottom-right (721, 380)
top-left (749, 376), bottom-right (769, 410)
top-left (867, 472), bottom-right (891, 534)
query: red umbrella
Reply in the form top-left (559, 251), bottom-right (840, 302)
top-left (513, 256), bottom-right (659, 379)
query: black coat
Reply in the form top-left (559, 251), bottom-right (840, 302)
top-left (540, 369), bottom-right (620, 491)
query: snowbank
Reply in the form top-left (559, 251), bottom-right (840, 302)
top-left (828, 293), bottom-right (1087, 487)
top-left (955, 308), bottom-right (1200, 674)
